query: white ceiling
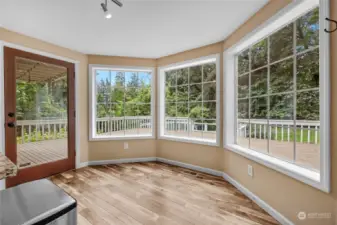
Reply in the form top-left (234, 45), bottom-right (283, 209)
top-left (0, 0), bottom-right (269, 58)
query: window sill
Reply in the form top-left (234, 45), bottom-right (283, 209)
top-left (159, 135), bottom-right (218, 147)
top-left (224, 144), bottom-right (328, 192)
top-left (89, 134), bottom-right (155, 141)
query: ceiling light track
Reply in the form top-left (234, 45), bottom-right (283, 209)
top-left (101, 0), bottom-right (123, 19)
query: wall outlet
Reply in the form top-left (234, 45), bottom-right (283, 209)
top-left (124, 142), bottom-right (129, 150)
top-left (248, 165), bottom-right (254, 177)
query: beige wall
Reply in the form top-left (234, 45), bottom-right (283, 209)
top-left (0, 27), bottom-right (90, 163)
top-left (87, 55), bottom-right (158, 161)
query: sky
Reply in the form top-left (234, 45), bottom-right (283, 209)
top-left (96, 70), bottom-right (151, 86)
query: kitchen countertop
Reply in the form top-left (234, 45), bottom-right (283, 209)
top-left (0, 152), bottom-right (17, 180)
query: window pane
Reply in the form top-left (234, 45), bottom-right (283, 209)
top-left (203, 119), bottom-right (216, 141)
top-left (269, 94), bottom-right (293, 120)
top-left (238, 50), bottom-right (249, 75)
top-left (203, 101), bottom-right (216, 119)
top-left (189, 118), bottom-right (203, 139)
top-left (189, 102), bottom-right (202, 119)
top-left (270, 23), bottom-right (293, 62)
top-left (177, 103), bottom-right (188, 117)
top-left (96, 70), bottom-right (111, 93)
top-left (125, 88), bottom-right (139, 103)
top-left (296, 90), bottom-right (320, 171)
top-left (96, 103), bottom-right (110, 118)
top-left (112, 71), bottom-right (125, 88)
top-left (203, 82), bottom-right (216, 101)
top-left (110, 103), bottom-right (124, 136)
top-left (138, 86), bottom-right (151, 104)
top-left (190, 65), bottom-right (202, 84)
top-left (297, 49), bottom-right (319, 90)
top-left (269, 94), bottom-right (294, 162)
top-left (251, 68), bottom-right (267, 97)
top-left (190, 84), bottom-right (202, 101)
top-left (295, 128), bottom-right (320, 171)
top-left (270, 59), bottom-right (293, 94)
top-left (238, 99), bottom-right (249, 119)
top-left (250, 122), bottom-right (268, 153)
top-left (139, 72), bottom-right (151, 87)
top-left (176, 103), bottom-right (188, 137)
top-left (296, 8), bottom-right (319, 53)
top-left (203, 63), bottom-right (216, 82)
top-left (251, 39), bottom-right (267, 69)
top-left (166, 103), bottom-right (176, 117)
top-left (125, 103), bottom-right (138, 136)
top-left (177, 85), bottom-right (188, 102)
top-left (296, 90), bottom-right (319, 121)
top-left (125, 103), bottom-right (138, 117)
top-left (237, 123), bottom-right (249, 148)
top-left (165, 70), bottom-right (176, 86)
top-left (269, 124), bottom-right (295, 161)
top-left (250, 97), bottom-right (267, 119)
top-left (165, 87), bottom-right (176, 102)
top-left (138, 103), bottom-right (151, 116)
top-left (111, 103), bottom-right (124, 117)
top-left (111, 88), bottom-right (124, 103)
top-left (176, 68), bottom-right (188, 85)
top-left (238, 74), bottom-right (249, 98)
top-left (125, 72), bottom-right (139, 87)
top-left (138, 104), bottom-right (152, 135)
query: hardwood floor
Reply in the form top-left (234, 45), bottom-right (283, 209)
top-left (50, 162), bottom-right (280, 225)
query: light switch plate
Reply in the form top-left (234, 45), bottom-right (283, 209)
top-left (248, 165), bottom-right (253, 177)
top-left (124, 142), bottom-right (129, 150)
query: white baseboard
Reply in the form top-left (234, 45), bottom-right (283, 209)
top-left (223, 173), bottom-right (294, 225)
top-left (156, 157), bottom-right (223, 177)
top-left (87, 157), bottom-right (157, 166)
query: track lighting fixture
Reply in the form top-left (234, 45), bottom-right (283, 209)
top-left (101, 0), bottom-right (123, 19)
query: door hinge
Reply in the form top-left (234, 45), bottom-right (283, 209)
top-left (74, 110), bottom-right (76, 117)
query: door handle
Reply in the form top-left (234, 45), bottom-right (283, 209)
top-left (7, 122), bottom-right (15, 128)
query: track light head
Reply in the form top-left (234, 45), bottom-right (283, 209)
top-left (101, 2), bottom-right (112, 19)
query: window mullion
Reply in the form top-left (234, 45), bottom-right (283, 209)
top-left (293, 21), bottom-right (297, 163)
top-left (248, 49), bottom-right (251, 149)
top-left (267, 36), bottom-right (270, 154)
top-left (201, 65), bottom-right (204, 140)
top-left (188, 67), bottom-right (190, 137)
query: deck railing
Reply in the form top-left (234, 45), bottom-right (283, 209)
top-left (16, 117), bottom-right (320, 144)
top-left (237, 119), bottom-right (320, 144)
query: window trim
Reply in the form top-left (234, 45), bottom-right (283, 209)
top-left (223, 0), bottom-right (330, 192)
top-left (158, 54), bottom-right (221, 146)
top-left (89, 64), bottom-right (156, 141)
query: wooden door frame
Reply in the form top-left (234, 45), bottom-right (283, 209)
top-left (0, 42), bottom-right (81, 189)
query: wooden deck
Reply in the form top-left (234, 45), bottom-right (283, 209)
top-left (16, 131), bottom-right (319, 171)
top-left (17, 139), bottom-right (67, 168)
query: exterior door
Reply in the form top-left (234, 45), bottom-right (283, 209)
top-left (4, 47), bottom-right (76, 188)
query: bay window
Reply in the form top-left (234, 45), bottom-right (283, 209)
top-left (224, 0), bottom-right (330, 192)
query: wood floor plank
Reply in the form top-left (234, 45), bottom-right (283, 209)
top-left (50, 162), bottom-right (280, 225)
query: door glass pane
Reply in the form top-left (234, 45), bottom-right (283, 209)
top-left (15, 57), bottom-right (68, 168)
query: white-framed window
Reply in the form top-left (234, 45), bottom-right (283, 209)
top-left (224, 0), bottom-right (330, 192)
top-left (89, 65), bottom-right (155, 140)
top-left (158, 54), bottom-right (220, 146)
